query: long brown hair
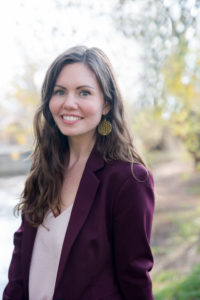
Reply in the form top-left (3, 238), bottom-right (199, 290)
top-left (15, 45), bottom-right (146, 227)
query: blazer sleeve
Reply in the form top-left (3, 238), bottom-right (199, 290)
top-left (112, 168), bottom-right (155, 300)
top-left (3, 216), bottom-right (25, 300)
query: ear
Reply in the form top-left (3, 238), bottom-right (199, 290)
top-left (102, 102), bottom-right (111, 116)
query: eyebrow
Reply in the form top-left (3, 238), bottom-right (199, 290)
top-left (54, 84), bottom-right (95, 90)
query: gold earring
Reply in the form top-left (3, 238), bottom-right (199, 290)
top-left (97, 118), bottom-right (112, 136)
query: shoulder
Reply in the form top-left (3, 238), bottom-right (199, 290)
top-left (110, 162), bottom-right (155, 219)
top-left (101, 160), bottom-right (155, 226)
top-left (103, 159), bottom-right (154, 189)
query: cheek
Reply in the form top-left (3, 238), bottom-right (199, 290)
top-left (84, 99), bottom-right (104, 117)
top-left (85, 104), bottom-right (103, 120)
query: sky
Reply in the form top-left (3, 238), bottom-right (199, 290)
top-left (0, 0), bottom-right (143, 118)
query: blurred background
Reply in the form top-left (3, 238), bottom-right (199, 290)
top-left (0, 0), bottom-right (200, 298)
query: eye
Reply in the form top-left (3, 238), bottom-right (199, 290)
top-left (54, 89), bottom-right (65, 96)
top-left (80, 90), bottom-right (91, 97)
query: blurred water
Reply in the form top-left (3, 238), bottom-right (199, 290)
top-left (0, 175), bottom-right (25, 297)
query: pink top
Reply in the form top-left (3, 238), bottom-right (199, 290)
top-left (29, 203), bottom-right (74, 300)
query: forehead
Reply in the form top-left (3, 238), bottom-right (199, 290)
top-left (55, 62), bottom-right (99, 87)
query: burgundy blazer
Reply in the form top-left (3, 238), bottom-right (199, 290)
top-left (3, 145), bottom-right (155, 300)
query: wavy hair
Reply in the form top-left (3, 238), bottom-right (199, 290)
top-left (15, 45), bottom-right (146, 227)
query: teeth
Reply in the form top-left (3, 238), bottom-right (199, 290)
top-left (63, 116), bottom-right (81, 121)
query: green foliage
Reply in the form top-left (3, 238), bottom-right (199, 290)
top-left (154, 263), bottom-right (200, 300)
top-left (5, 123), bottom-right (33, 145)
top-left (131, 107), bottom-right (168, 150)
top-left (116, 0), bottom-right (200, 107)
top-left (162, 45), bottom-right (200, 167)
top-left (117, 0), bottom-right (200, 170)
top-left (130, 106), bottom-right (180, 168)
top-left (4, 63), bottom-right (39, 145)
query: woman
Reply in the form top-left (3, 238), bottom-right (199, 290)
top-left (3, 46), bottom-right (155, 300)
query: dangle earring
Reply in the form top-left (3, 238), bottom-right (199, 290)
top-left (97, 116), bottom-right (112, 136)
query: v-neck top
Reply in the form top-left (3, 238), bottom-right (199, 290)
top-left (29, 203), bottom-right (74, 300)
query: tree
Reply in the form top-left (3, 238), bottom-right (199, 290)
top-left (115, 0), bottom-right (200, 168)
top-left (4, 62), bottom-right (40, 145)
top-left (163, 44), bottom-right (200, 168)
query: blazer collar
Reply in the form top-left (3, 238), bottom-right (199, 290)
top-left (22, 143), bottom-right (105, 294)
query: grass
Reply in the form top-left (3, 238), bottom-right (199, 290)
top-left (144, 150), bottom-right (177, 168)
top-left (149, 150), bottom-right (200, 299)
top-left (188, 184), bottom-right (200, 196)
top-left (144, 147), bottom-right (193, 169)
top-left (152, 207), bottom-right (200, 256)
top-left (151, 177), bottom-right (200, 299)
top-left (173, 208), bottom-right (200, 243)
top-left (154, 263), bottom-right (200, 300)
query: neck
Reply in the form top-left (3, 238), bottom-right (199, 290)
top-left (67, 134), bottom-right (96, 168)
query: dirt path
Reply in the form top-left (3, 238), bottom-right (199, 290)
top-left (151, 159), bottom-right (200, 278)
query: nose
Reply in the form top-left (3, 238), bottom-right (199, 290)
top-left (62, 92), bottom-right (78, 109)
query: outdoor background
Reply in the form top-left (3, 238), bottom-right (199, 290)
top-left (0, 0), bottom-right (200, 299)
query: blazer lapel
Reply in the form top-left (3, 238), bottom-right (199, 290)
top-left (55, 144), bottom-right (104, 289)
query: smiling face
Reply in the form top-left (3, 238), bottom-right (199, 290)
top-left (49, 62), bottom-right (110, 143)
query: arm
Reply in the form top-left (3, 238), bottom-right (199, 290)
top-left (3, 216), bottom-right (25, 300)
top-left (113, 167), bottom-right (155, 300)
